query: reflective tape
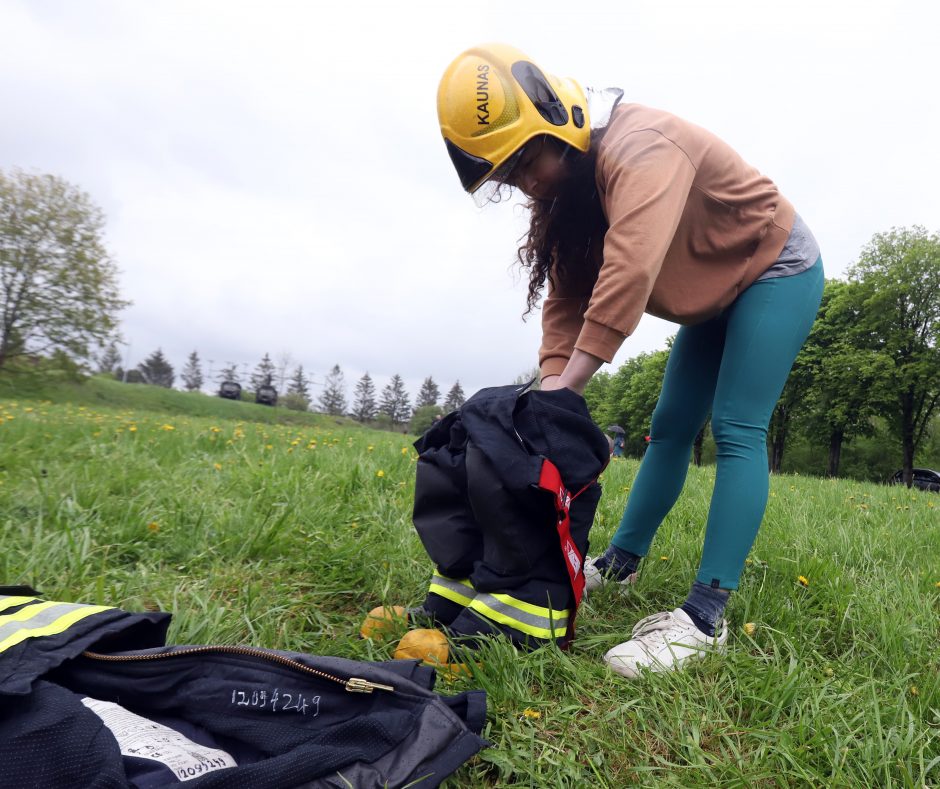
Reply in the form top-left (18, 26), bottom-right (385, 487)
top-left (0, 595), bottom-right (38, 614)
top-left (428, 574), bottom-right (476, 607)
top-left (0, 599), bottom-right (113, 654)
top-left (429, 576), bottom-right (570, 640)
top-left (468, 593), bottom-right (569, 640)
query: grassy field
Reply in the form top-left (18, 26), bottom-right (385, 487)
top-left (1, 376), bottom-right (938, 787)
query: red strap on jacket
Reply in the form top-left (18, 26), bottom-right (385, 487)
top-left (537, 458), bottom-right (605, 645)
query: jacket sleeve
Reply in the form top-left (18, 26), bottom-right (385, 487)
top-left (538, 281), bottom-right (590, 378)
top-left (575, 129), bottom-right (697, 362)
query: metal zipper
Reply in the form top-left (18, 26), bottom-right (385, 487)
top-left (82, 646), bottom-right (395, 694)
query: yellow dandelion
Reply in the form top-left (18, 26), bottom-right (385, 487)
top-left (376, 470), bottom-right (385, 478)
top-left (743, 622), bottom-right (756, 636)
top-left (367, 445), bottom-right (374, 452)
top-left (401, 447), bottom-right (409, 455)
top-left (797, 575), bottom-right (809, 587)
top-left (934, 581), bottom-right (940, 588)
top-left (24, 407), bottom-right (33, 413)
top-left (745, 558), bottom-right (753, 565)
top-left (521, 708), bottom-right (541, 720)
top-left (161, 424), bottom-right (175, 431)
top-left (910, 685), bottom-right (919, 697)
top-left (129, 425), bottom-right (137, 433)
top-left (265, 444), bottom-right (273, 450)
top-left (213, 463), bottom-right (222, 471)
top-left (824, 667), bottom-right (834, 677)
top-left (660, 555), bottom-right (669, 561)
top-left (147, 521), bottom-right (160, 532)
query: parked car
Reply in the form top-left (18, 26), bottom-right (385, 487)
top-left (255, 384), bottom-right (278, 407)
top-left (218, 380), bottom-right (242, 401)
top-left (889, 468), bottom-right (940, 493)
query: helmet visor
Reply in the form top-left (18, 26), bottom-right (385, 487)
top-left (469, 146), bottom-right (528, 207)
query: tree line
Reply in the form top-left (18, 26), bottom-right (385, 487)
top-left (584, 227), bottom-right (940, 484)
top-left (2, 170), bottom-right (937, 477)
top-left (96, 345), bottom-right (466, 433)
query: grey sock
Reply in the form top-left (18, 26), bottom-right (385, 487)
top-left (593, 544), bottom-right (641, 581)
top-left (681, 581), bottom-right (730, 637)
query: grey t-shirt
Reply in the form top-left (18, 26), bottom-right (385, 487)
top-left (757, 213), bottom-right (820, 280)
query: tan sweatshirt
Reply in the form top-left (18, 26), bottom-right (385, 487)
top-left (539, 103), bottom-right (795, 378)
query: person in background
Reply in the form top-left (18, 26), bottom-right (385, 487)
top-left (610, 431), bottom-right (624, 458)
top-left (437, 44), bottom-right (823, 677)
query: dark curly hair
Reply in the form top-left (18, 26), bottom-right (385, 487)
top-left (516, 127), bottom-right (611, 318)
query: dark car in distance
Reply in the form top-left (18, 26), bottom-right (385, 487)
top-left (889, 468), bottom-right (940, 493)
top-left (218, 380), bottom-right (242, 401)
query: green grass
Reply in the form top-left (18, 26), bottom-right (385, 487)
top-left (1, 380), bottom-right (938, 787)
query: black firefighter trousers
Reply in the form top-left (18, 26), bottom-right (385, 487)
top-left (412, 383), bottom-right (610, 648)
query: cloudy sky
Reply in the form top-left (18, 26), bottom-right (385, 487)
top-left (2, 0), bottom-right (937, 400)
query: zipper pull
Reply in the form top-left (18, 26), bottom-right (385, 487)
top-left (345, 677), bottom-right (395, 694)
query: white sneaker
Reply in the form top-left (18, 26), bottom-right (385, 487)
top-left (603, 608), bottom-right (728, 678)
top-left (583, 555), bottom-right (637, 596)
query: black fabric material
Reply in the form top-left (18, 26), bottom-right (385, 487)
top-left (0, 605), bottom-right (487, 789)
top-left (0, 585), bottom-right (42, 596)
top-left (412, 412), bottom-right (479, 579)
top-left (0, 607), bottom-right (171, 695)
top-left (412, 383), bottom-right (609, 647)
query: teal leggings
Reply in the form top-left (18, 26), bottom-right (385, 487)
top-left (610, 256), bottom-right (825, 589)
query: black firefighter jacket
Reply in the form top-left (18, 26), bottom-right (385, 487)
top-left (0, 590), bottom-right (487, 789)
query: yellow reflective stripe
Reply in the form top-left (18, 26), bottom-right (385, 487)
top-left (486, 592), bottom-right (567, 621)
top-left (428, 576), bottom-right (476, 607)
top-left (0, 599), bottom-right (61, 624)
top-left (467, 598), bottom-right (565, 640)
top-left (0, 596), bottom-right (38, 614)
top-left (0, 602), bottom-right (112, 654)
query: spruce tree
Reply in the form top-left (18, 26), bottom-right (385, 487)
top-left (181, 350), bottom-right (204, 392)
top-left (351, 372), bottom-right (378, 421)
top-left (97, 341), bottom-right (122, 375)
top-left (415, 376), bottom-right (441, 408)
top-left (286, 365), bottom-right (311, 402)
top-left (137, 349), bottom-right (175, 388)
top-left (379, 374), bottom-right (411, 423)
top-left (250, 353), bottom-right (277, 392)
top-left (218, 363), bottom-right (239, 383)
top-left (318, 364), bottom-right (347, 415)
top-left (443, 380), bottom-right (466, 411)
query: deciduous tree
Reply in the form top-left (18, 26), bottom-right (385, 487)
top-left (0, 169), bottom-right (128, 370)
top-left (848, 226), bottom-right (940, 485)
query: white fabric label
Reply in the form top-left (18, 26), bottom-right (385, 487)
top-left (82, 697), bottom-right (237, 782)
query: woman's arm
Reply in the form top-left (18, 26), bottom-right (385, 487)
top-left (540, 348), bottom-right (605, 394)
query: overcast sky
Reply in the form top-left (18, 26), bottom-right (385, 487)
top-left (2, 0), bottom-right (937, 400)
